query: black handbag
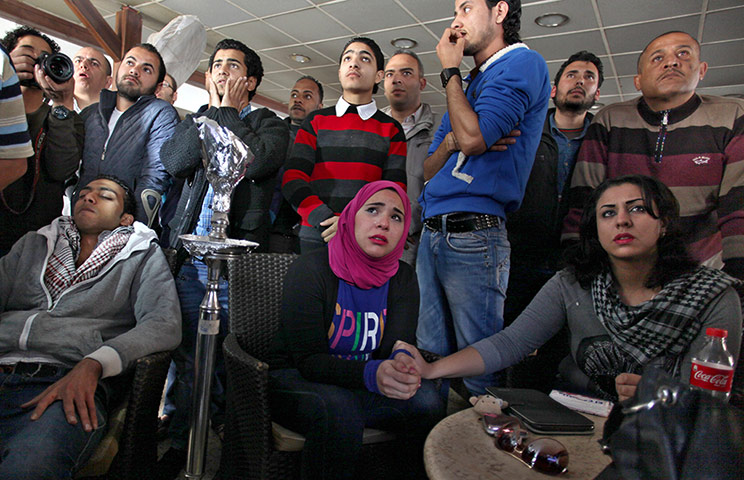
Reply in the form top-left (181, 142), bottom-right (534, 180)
top-left (597, 367), bottom-right (744, 480)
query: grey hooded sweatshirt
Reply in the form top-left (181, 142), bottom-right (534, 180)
top-left (0, 218), bottom-right (181, 378)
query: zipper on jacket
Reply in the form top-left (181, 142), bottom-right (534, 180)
top-left (653, 110), bottom-right (669, 163)
top-left (101, 146), bottom-right (106, 162)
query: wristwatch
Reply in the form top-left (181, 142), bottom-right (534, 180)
top-left (440, 67), bottom-right (461, 88)
top-left (51, 105), bottom-right (71, 120)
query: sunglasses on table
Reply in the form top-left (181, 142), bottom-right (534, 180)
top-left (481, 413), bottom-right (569, 475)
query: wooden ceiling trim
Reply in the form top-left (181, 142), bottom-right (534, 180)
top-left (0, 0), bottom-right (98, 48)
top-left (64, 0), bottom-right (124, 60)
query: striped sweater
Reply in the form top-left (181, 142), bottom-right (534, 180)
top-left (282, 105), bottom-right (407, 228)
top-left (563, 94), bottom-right (744, 279)
top-left (0, 46), bottom-right (33, 160)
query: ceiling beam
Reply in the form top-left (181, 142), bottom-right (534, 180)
top-left (115, 6), bottom-right (142, 59)
top-left (0, 1), bottom-right (287, 114)
top-left (64, 0), bottom-right (122, 60)
top-left (0, 0), bottom-right (98, 47)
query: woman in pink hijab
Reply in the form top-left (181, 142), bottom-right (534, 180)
top-left (267, 180), bottom-right (445, 479)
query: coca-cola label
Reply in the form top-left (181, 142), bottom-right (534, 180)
top-left (690, 360), bottom-right (733, 392)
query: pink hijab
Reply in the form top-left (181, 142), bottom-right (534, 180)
top-left (328, 181), bottom-right (411, 289)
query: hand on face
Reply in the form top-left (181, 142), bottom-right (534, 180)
top-left (437, 28), bottom-right (465, 69)
top-left (220, 76), bottom-right (250, 111)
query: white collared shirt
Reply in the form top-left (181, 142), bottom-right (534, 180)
top-left (335, 97), bottom-right (378, 120)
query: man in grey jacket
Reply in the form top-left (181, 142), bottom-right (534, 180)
top-left (0, 175), bottom-right (181, 479)
top-left (382, 50), bottom-right (435, 265)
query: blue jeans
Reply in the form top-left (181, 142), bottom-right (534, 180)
top-left (269, 368), bottom-right (445, 480)
top-left (169, 260), bottom-right (229, 450)
top-left (415, 222), bottom-right (510, 394)
top-left (0, 369), bottom-right (107, 479)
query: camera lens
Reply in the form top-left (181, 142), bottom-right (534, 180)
top-left (36, 52), bottom-right (74, 84)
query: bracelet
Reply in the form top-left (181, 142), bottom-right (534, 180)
top-left (390, 348), bottom-right (414, 360)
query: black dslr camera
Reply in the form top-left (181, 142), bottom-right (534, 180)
top-left (36, 51), bottom-right (74, 83)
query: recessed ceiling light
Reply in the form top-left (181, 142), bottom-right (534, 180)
top-left (590, 102), bottom-right (605, 111)
top-left (535, 13), bottom-right (569, 28)
top-left (290, 53), bottom-right (311, 64)
top-left (391, 38), bottom-right (417, 49)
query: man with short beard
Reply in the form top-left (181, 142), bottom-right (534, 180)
top-left (76, 43), bottom-right (179, 227)
top-left (503, 51), bottom-right (602, 392)
top-left (416, 0), bottom-right (550, 395)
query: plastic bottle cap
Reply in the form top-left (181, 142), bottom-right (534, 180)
top-left (706, 328), bottom-right (728, 338)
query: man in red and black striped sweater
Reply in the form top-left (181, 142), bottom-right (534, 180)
top-left (282, 37), bottom-right (407, 253)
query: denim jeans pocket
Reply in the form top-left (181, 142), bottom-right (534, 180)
top-left (444, 230), bottom-right (489, 253)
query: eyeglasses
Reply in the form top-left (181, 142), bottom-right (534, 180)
top-left (161, 81), bottom-right (174, 90)
top-left (481, 413), bottom-right (569, 475)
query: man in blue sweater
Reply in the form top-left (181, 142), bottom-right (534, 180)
top-left (416, 0), bottom-right (550, 394)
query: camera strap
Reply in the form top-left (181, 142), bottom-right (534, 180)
top-left (1, 122), bottom-right (45, 215)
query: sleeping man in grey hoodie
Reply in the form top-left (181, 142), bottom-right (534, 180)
top-left (0, 174), bottom-right (181, 480)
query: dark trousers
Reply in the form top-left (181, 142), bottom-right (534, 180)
top-left (268, 368), bottom-right (445, 480)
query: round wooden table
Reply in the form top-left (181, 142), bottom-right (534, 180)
top-left (424, 408), bottom-right (611, 479)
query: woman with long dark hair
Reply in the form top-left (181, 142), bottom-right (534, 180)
top-left (397, 175), bottom-right (741, 401)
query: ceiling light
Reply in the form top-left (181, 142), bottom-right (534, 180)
top-left (391, 38), bottom-right (417, 49)
top-left (590, 102), bottom-right (605, 111)
top-left (535, 13), bottom-right (569, 28)
top-left (290, 53), bottom-right (311, 64)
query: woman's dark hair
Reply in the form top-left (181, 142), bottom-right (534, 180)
top-left (565, 174), bottom-right (697, 289)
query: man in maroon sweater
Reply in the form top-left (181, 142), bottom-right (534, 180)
top-left (282, 37), bottom-right (407, 253)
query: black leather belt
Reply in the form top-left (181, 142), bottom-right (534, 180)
top-left (423, 212), bottom-right (502, 233)
top-left (0, 362), bottom-right (65, 377)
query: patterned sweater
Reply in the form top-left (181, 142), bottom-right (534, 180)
top-left (282, 105), bottom-right (407, 228)
top-left (563, 94), bottom-right (744, 279)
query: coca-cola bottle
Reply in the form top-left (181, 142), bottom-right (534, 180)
top-left (689, 328), bottom-right (735, 401)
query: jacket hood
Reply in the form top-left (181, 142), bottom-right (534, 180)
top-left (37, 217), bottom-right (157, 263)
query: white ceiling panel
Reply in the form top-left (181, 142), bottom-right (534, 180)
top-left (702, 7), bottom-right (744, 42)
top-left (263, 8), bottom-right (353, 43)
top-left (364, 25), bottom-right (437, 58)
top-left (215, 20), bottom-right (296, 51)
top-left (597, 0), bottom-right (703, 27)
top-left (321, 0), bottom-right (415, 33)
top-left (526, 31), bottom-right (608, 61)
top-left (604, 16), bottom-right (700, 54)
top-left (397, 0), bottom-right (455, 23)
top-left (160, 0), bottom-right (254, 28)
top-left (708, 0), bottom-right (744, 9)
top-left (521, 0), bottom-right (600, 39)
top-left (3, 0), bottom-right (742, 111)
top-left (700, 66), bottom-right (744, 88)
top-left (228, 0), bottom-right (312, 18)
top-left (701, 39), bottom-right (744, 67)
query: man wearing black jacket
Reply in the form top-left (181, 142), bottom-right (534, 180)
top-left (157, 38), bottom-right (288, 478)
top-left (504, 51), bottom-right (603, 391)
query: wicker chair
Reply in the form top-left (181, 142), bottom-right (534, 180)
top-left (75, 351), bottom-right (171, 480)
top-left (221, 253), bottom-right (430, 480)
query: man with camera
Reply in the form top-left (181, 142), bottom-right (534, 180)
top-left (0, 26), bottom-right (84, 257)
